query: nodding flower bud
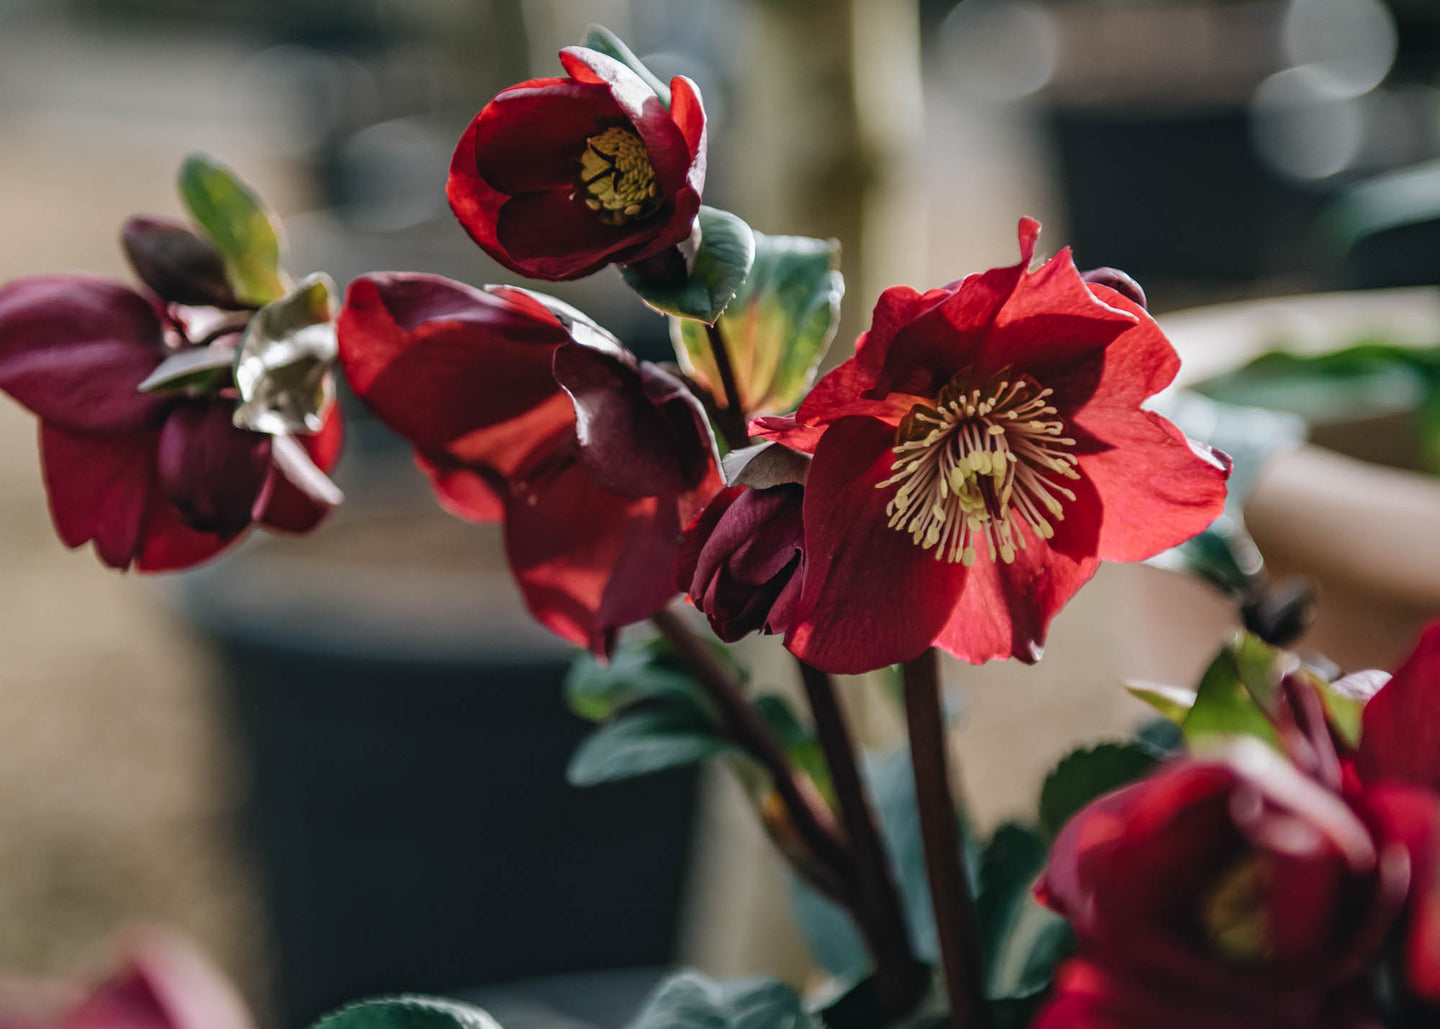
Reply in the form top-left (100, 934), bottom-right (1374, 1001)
top-left (1081, 266), bottom-right (1147, 311)
top-left (677, 482), bottom-right (806, 643)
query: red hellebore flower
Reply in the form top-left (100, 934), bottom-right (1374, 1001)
top-left (0, 274), bottom-right (342, 571)
top-left (447, 46), bottom-right (706, 281)
top-left (336, 272), bottom-right (721, 656)
top-left (1034, 740), bottom-right (1413, 1029)
top-left (752, 219), bottom-right (1229, 673)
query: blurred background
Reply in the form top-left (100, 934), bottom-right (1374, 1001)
top-left (2, 0), bottom-right (1439, 1026)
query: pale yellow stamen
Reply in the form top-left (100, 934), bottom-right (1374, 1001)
top-left (577, 126), bottom-right (661, 225)
top-left (875, 367), bottom-right (1080, 565)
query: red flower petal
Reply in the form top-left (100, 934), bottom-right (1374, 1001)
top-left (935, 486), bottom-right (1101, 664)
top-left (1365, 783), bottom-right (1440, 1001)
top-left (337, 273), bottom-right (571, 469)
top-left (669, 76), bottom-right (707, 163)
top-left (134, 495), bottom-right (236, 572)
top-left (552, 343), bottom-right (716, 498)
top-left (0, 276), bottom-right (171, 433)
top-left (1069, 408), bottom-right (1229, 563)
top-left (155, 403), bottom-right (272, 539)
top-left (39, 423), bottom-right (158, 569)
top-left (785, 415), bottom-right (967, 673)
top-left (472, 78), bottom-right (619, 195)
top-left (493, 190), bottom-right (670, 280)
top-left (503, 450), bottom-right (681, 657)
top-left (1358, 623), bottom-right (1440, 792)
top-left (413, 451), bottom-right (505, 523)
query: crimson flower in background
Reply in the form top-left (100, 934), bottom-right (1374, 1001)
top-left (752, 218), bottom-right (1229, 673)
top-left (336, 272), bottom-right (721, 655)
top-left (447, 46), bottom-right (706, 281)
top-left (0, 929), bottom-right (254, 1029)
top-left (1035, 624), bottom-right (1440, 1028)
top-left (0, 262), bottom-right (342, 571)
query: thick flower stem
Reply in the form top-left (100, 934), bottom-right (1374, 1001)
top-left (704, 321), bottom-right (751, 450)
top-left (797, 658), bottom-right (929, 1018)
top-left (651, 606), bottom-right (852, 896)
top-left (902, 648), bottom-right (990, 1029)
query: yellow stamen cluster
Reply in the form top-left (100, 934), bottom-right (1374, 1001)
top-left (576, 125), bottom-right (662, 225)
top-left (1202, 856), bottom-right (1274, 962)
top-left (875, 367), bottom-right (1080, 565)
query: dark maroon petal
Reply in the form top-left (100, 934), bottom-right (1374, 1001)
top-left (677, 485), bottom-right (741, 593)
top-left (503, 452), bottom-right (680, 656)
top-left (1358, 623), bottom-right (1440, 792)
top-left (785, 415), bottom-right (967, 674)
top-left (134, 496), bottom-right (238, 571)
top-left (472, 78), bottom-right (621, 195)
top-left (39, 423), bottom-right (159, 569)
top-left (0, 276), bottom-right (171, 432)
top-left (494, 190), bottom-right (668, 279)
top-left (155, 403), bottom-right (272, 538)
top-left (337, 273), bottom-right (572, 470)
top-left (552, 342), bottom-right (715, 498)
top-left (121, 217), bottom-right (238, 308)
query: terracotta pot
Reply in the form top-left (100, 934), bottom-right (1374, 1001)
top-left (1161, 286), bottom-right (1440, 669)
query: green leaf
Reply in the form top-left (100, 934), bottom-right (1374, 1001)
top-left (582, 25), bottom-right (672, 107)
top-left (626, 972), bottom-right (816, 1029)
top-left (178, 152), bottom-right (287, 306)
top-left (1134, 717), bottom-right (1185, 757)
top-left (312, 997), bottom-right (502, 1029)
top-left (1181, 634), bottom-right (1285, 750)
top-left (621, 206), bottom-right (756, 325)
top-left (1124, 682), bottom-right (1198, 725)
top-left (672, 233), bottom-right (842, 416)
top-left (567, 705), bottom-right (729, 786)
top-left (233, 272), bottom-right (338, 435)
top-left (564, 639), bottom-right (709, 723)
top-left (1038, 743), bottom-right (1159, 840)
top-left (753, 693), bottom-right (833, 804)
top-left (977, 822), bottom-right (1070, 1003)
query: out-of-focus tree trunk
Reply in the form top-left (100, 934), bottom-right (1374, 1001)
top-left (733, 0), bottom-right (927, 361)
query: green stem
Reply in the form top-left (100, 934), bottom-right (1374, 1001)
top-left (902, 648), bottom-right (989, 1029)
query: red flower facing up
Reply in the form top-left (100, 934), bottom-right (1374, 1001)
top-left (447, 46), bottom-right (706, 282)
top-left (753, 219), bottom-right (1229, 673)
top-left (337, 272), bottom-right (721, 656)
top-left (0, 263), bottom-right (342, 571)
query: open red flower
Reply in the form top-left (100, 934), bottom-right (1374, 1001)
top-left (447, 46), bottom-right (706, 282)
top-left (0, 275), bottom-right (342, 571)
top-left (337, 272), bottom-right (721, 655)
top-left (1035, 742), bottom-right (1411, 1029)
top-left (753, 219), bottom-right (1229, 673)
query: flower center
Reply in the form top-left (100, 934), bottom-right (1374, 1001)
top-left (875, 367), bottom-right (1079, 566)
top-left (577, 126), bottom-right (662, 225)
top-left (1201, 856), bottom-right (1273, 963)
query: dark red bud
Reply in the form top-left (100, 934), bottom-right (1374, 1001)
top-left (122, 217), bottom-right (239, 309)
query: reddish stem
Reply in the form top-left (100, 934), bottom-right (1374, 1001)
top-left (902, 648), bottom-right (990, 1029)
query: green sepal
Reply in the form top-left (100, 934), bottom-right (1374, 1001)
top-left (582, 25), bottom-right (672, 107)
top-left (178, 152), bottom-right (288, 306)
top-left (621, 207), bottom-right (756, 325)
top-left (1181, 633), bottom-right (1287, 750)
